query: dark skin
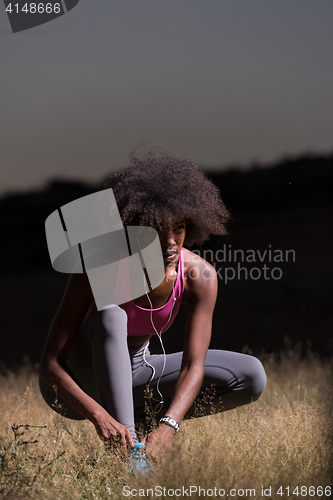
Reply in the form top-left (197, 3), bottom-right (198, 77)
top-left (40, 216), bottom-right (217, 459)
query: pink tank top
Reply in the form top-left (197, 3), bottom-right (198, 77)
top-left (83, 250), bottom-right (185, 336)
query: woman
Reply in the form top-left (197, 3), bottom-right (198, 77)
top-left (39, 147), bottom-right (266, 458)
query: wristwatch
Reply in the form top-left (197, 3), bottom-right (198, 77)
top-left (159, 416), bottom-right (180, 433)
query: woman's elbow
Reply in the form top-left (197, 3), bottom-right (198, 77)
top-left (39, 354), bottom-right (59, 382)
top-left (187, 362), bottom-right (205, 381)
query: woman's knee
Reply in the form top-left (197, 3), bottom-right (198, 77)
top-left (243, 355), bottom-right (267, 402)
top-left (94, 305), bottom-right (128, 340)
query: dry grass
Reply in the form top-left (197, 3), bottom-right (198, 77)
top-left (0, 351), bottom-right (332, 500)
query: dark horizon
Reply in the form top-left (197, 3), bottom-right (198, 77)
top-left (1, 149), bottom-right (332, 201)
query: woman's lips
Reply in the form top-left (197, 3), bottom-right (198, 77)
top-left (163, 251), bottom-right (178, 260)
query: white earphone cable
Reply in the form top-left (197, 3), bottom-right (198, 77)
top-left (142, 266), bottom-right (177, 413)
top-left (135, 237), bottom-right (178, 414)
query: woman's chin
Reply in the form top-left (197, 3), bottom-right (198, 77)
top-left (163, 255), bottom-right (179, 269)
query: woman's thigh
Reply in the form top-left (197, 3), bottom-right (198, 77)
top-left (132, 348), bottom-right (266, 419)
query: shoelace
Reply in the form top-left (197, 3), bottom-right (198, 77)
top-left (128, 443), bottom-right (153, 476)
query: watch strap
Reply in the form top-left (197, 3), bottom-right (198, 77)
top-left (159, 416), bottom-right (180, 433)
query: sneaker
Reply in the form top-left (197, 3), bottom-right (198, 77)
top-left (128, 443), bottom-right (153, 476)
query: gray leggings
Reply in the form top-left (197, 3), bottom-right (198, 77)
top-left (39, 306), bottom-right (267, 441)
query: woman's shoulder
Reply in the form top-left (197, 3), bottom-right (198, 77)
top-left (182, 248), bottom-right (216, 275)
top-left (181, 248), bottom-right (217, 303)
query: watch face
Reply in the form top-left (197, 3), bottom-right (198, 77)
top-left (161, 416), bottom-right (179, 431)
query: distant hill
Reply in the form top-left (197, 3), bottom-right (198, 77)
top-left (207, 152), bottom-right (333, 211)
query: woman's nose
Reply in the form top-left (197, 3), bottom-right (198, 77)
top-left (160, 231), bottom-right (176, 246)
top-left (167, 233), bottom-right (176, 245)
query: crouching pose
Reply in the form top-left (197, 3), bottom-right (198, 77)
top-left (39, 147), bottom-right (266, 458)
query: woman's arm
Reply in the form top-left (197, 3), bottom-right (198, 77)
top-left (145, 258), bottom-right (217, 455)
top-left (40, 273), bottom-right (135, 449)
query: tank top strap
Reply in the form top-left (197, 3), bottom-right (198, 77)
top-left (176, 250), bottom-right (185, 298)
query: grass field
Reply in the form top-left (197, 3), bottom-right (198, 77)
top-left (0, 350), bottom-right (332, 500)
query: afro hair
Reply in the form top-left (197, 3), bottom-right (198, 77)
top-left (103, 145), bottom-right (230, 247)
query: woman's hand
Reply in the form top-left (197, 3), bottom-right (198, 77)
top-left (92, 408), bottom-right (135, 451)
top-left (142, 424), bottom-right (175, 460)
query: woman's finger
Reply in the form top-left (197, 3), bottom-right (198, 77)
top-left (96, 420), bottom-right (135, 451)
top-left (126, 429), bottom-right (135, 448)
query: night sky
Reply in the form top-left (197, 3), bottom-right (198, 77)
top-left (1, 0), bottom-right (332, 195)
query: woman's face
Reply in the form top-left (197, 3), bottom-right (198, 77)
top-left (154, 216), bottom-right (186, 267)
